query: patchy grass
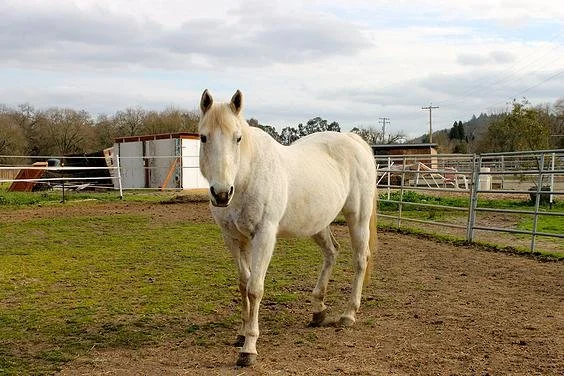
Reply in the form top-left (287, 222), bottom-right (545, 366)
top-left (378, 224), bottom-right (563, 261)
top-left (518, 214), bottom-right (564, 234)
top-left (0, 189), bottom-right (185, 207)
top-left (0, 209), bottom-right (332, 374)
top-left (379, 190), bottom-right (563, 211)
top-left (0, 190), bottom-right (561, 373)
top-left (377, 190), bottom-right (563, 256)
top-left (0, 213), bottom-right (230, 373)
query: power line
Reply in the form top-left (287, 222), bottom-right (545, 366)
top-left (488, 68), bottom-right (564, 109)
top-left (435, 30), bottom-right (564, 109)
top-left (421, 104), bottom-right (439, 143)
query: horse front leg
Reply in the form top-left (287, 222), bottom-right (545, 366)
top-left (234, 249), bottom-right (251, 347)
top-left (221, 233), bottom-right (250, 347)
top-left (237, 224), bottom-right (277, 367)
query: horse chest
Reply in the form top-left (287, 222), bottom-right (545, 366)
top-left (211, 205), bottom-right (264, 240)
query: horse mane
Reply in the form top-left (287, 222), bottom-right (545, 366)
top-left (200, 102), bottom-right (253, 156)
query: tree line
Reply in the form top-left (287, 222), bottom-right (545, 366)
top-left (2, 97), bottom-right (561, 160)
top-left (424, 98), bottom-right (564, 153)
top-left (0, 104), bottom-right (200, 158)
top-left (0, 103), bottom-right (404, 160)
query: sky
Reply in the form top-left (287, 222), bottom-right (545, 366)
top-left (1, 0), bottom-right (563, 139)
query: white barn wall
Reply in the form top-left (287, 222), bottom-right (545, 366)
top-left (117, 142), bottom-right (144, 189)
top-left (147, 139), bottom-right (179, 189)
top-left (113, 133), bottom-right (208, 190)
top-left (182, 138), bottom-right (208, 189)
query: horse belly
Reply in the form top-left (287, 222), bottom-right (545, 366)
top-left (278, 184), bottom-right (346, 237)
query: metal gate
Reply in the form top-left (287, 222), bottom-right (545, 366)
top-left (375, 149), bottom-right (564, 254)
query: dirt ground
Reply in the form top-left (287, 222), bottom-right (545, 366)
top-left (9, 200), bottom-right (562, 375)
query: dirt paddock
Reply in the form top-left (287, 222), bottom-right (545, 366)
top-left (19, 201), bottom-right (560, 375)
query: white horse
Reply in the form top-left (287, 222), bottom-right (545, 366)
top-left (198, 89), bottom-right (377, 367)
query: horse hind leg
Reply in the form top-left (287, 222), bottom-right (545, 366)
top-left (340, 211), bottom-right (371, 327)
top-left (308, 226), bottom-right (339, 327)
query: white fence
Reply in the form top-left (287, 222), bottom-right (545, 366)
top-left (0, 153), bottom-right (205, 195)
top-left (0, 154), bottom-right (123, 201)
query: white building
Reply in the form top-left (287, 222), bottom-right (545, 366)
top-left (113, 132), bottom-right (208, 190)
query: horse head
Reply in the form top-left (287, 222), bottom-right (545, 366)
top-left (198, 89), bottom-right (246, 207)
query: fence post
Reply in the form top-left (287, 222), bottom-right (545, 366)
top-left (530, 153), bottom-right (546, 252)
top-left (397, 155), bottom-right (407, 229)
top-left (549, 152), bottom-right (555, 205)
top-left (500, 155), bottom-right (505, 190)
top-left (387, 156), bottom-right (391, 200)
top-left (466, 154), bottom-right (480, 242)
top-left (116, 153), bottom-right (124, 199)
top-left (60, 164), bottom-right (66, 204)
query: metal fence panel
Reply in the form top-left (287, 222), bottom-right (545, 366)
top-left (375, 149), bottom-right (564, 253)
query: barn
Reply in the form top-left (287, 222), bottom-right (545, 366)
top-left (372, 143), bottom-right (438, 168)
top-left (372, 142), bottom-right (437, 159)
top-left (113, 132), bottom-right (208, 190)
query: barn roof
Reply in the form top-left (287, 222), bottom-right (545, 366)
top-left (115, 132), bottom-right (199, 143)
top-left (371, 143), bottom-right (438, 156)
top-left (371, 143), bottom-right (437, 149)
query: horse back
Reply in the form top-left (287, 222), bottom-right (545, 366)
top-left (277, 132), bottom-right (375, 236)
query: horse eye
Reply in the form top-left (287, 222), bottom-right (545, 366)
top-left (200, 135), bottom-right (207, 143)
top-left (236, 136), bottom-right (242, 143)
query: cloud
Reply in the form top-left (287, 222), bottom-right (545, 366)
top-left (457, 50), bottom-right (516, 66)
top-left (0, 1), bottom-right (372, 71)
top-left (0, 0), bottom-right (562, 140)
top-left (456, 53), bottom-right (489, 66)
top-left (489, 50), bottom-right (515, 64)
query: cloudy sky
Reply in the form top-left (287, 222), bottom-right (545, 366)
top-left (1, 0), bottom-right (563, 138)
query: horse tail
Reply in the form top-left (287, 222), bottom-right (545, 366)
top-left (365, 187), bottom-right (378, 286)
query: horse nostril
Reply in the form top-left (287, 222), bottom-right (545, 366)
top-left (210, 186), bottom-right (217, 198)
top-left (229, 186), bottom-right (234, 196)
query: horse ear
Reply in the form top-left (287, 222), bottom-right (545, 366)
top-left (200, 89), bottom-right (213, 114)
top-left (230, 90), bottom-right (243, 115)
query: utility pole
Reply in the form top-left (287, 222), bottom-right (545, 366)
top-left (378, 117), bottom-right (390, 143)
top-left (421, 104), bottom-right (439, 143)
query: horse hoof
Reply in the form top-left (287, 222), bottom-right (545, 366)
top-left (338, 316), bottom-right (355, 327)
top-left (233, 335), bottom-right (245, 347)
top-left (308, 310), bottom-right (327, 327)
top-left (236, 352), bottom-right (257, 367)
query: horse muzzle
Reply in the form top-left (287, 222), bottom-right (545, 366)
top-left (210, 185), bottom-right (234, 207)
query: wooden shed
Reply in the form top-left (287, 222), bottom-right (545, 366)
top-left (372, 143), bottom-right (438, 168)
top-left (113, 132), bottom-right (208, 190)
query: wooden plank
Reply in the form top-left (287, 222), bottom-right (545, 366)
top-left (160, 157), bottom-right (180, 191)
top-left (8, 162), bottom-right (48, 192)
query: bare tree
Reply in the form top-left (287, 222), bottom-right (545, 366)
top-left (0, 110), bottom-right (27, 162)
top-left (115, 107), bottom-right (146, 136)
top-left (351, 126), bottom-right (406, 145)
top-left (141, 107), bottom-right (200, 135)
top-left (93, 114), bottom-right (119, 150)
top-left (351, 127), bottom-right (382, 144)
top-left (10, 104), bottom-right (43, 155)
top-left (37, 108), bottom-right (94, 155)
